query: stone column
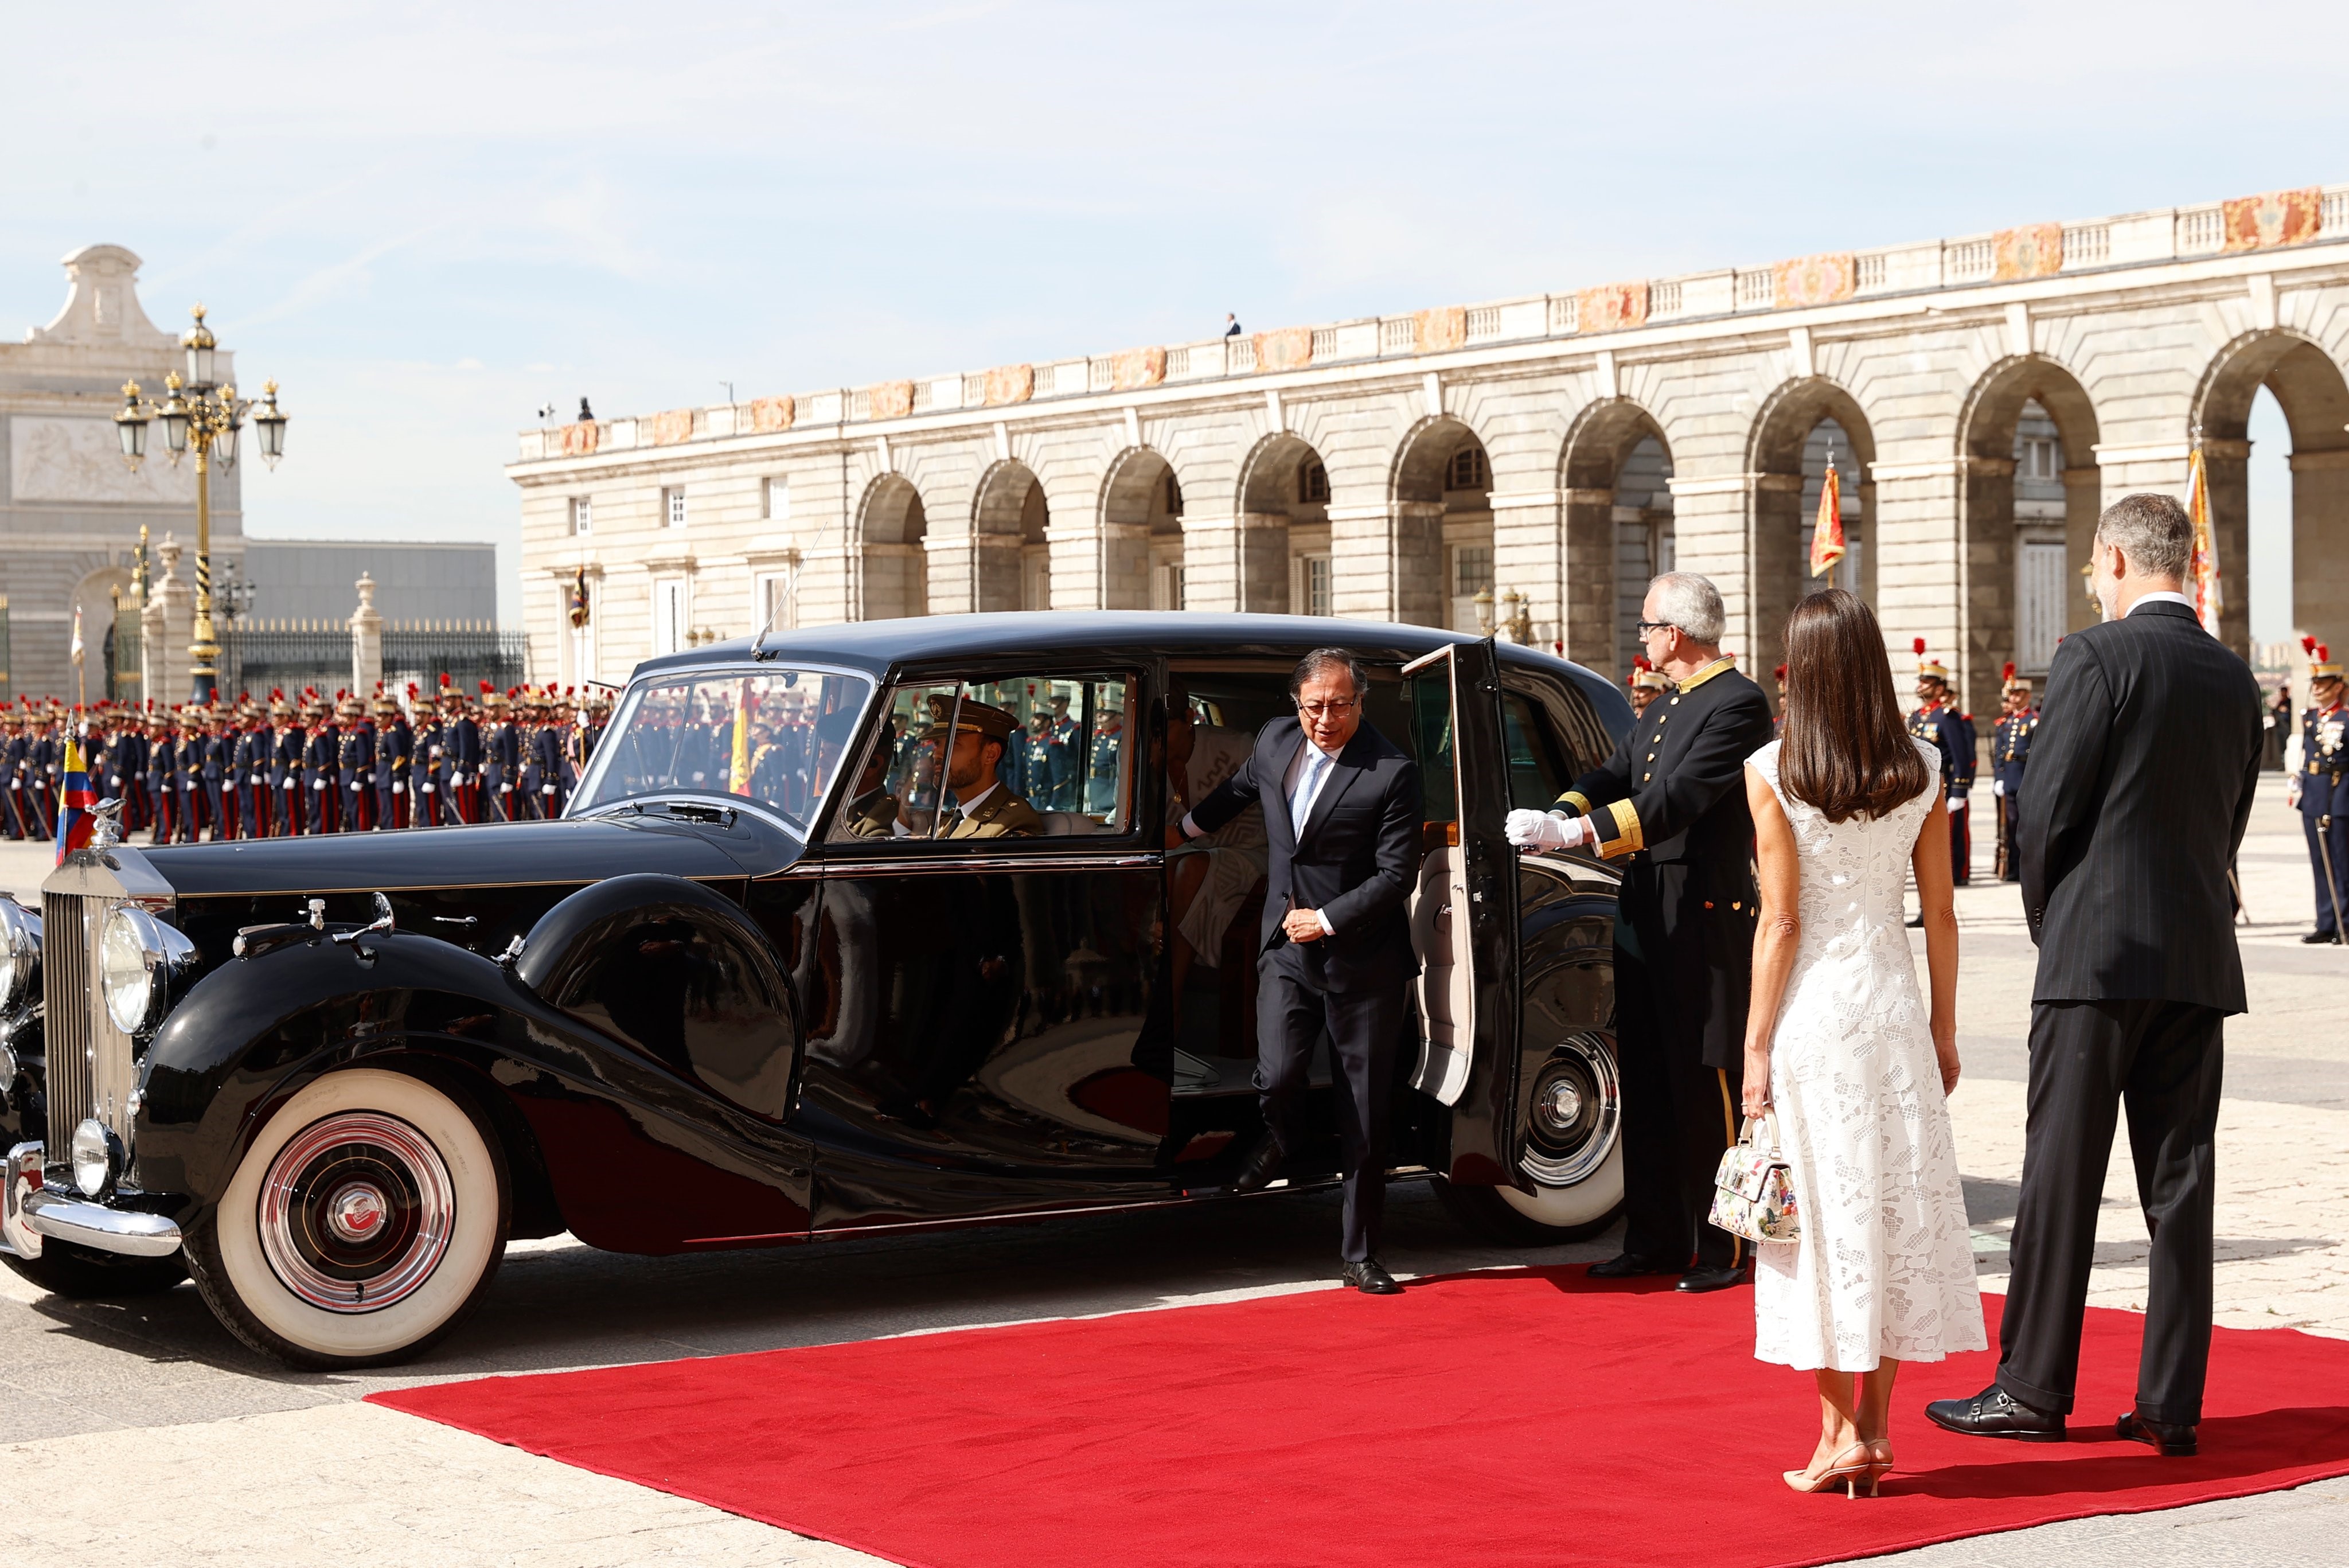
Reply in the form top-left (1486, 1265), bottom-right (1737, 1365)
top-left (2292, 448), bottom-right (2349, 648)
top-left (2196, 436), bottom-right (2254, 661)
top-left (1044, 521), bottom-right (1150, 611)
top-left (2062, 466), bottom-right (2102, 635)
top-left (1958, 455), bottom-right (2018, 723)
top-left (1664, 475), bottom-right (1759, 668)
top-left (1870, 461), bottom-right (1966, 700)
top-left (1562, 487), bottom-right (1619, 670)
top-left (1326, 501), bottom-right (1442, 625)
top-left (1490, 490), bottom-right (1565, 657)
top-left (350, 573), bottom-right (384, 696)
top-left (1176, 514), bottom-right (1289, 613)
top-left (141, 535), bottom-right (191, 709)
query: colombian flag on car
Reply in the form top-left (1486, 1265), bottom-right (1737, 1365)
top-left (54, 737), bottom-right (96, 866)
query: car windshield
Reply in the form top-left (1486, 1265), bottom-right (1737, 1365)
top-left (570, 666), bottom-right (873, 831)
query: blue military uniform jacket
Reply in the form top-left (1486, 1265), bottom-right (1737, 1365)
top-left (1992, 707), bottom-right (2036, 796)
top-left (2302, 701), bottom-right (2348, 818)
top-left (1909, 701), bottom-right (1975, 799)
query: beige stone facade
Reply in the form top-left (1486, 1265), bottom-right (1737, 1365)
top-left (0, 245), bottom-right (243, 704)
top-left (511, 184), bottom-right (2349, 718)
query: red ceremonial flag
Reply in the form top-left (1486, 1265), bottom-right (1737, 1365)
top-left (1809, 457), bottom-right (1845, 578)
top-left (2186, 444), bottom-right (2223, 635)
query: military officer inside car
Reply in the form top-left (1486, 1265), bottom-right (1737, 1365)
top-left (930, 696), bottom-right (1044, 839)
top-left (1508, 572), bottom-right (1776, 1294)
top-left (1909, 641), bottom-right (1976, 886)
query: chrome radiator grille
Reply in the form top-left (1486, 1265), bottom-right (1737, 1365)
top-left (41, 891), bottom-right (135, 1156)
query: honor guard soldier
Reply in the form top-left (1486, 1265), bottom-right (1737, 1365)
top-left (2292, 640), bottom-right (2347, 944)
top-left (449, 683), bottom-right (486, 822)
top-left (145, 710), bottom-right (174, 844)
top-left (930, 696), bottom-right (1044, 838)
top-left (1085, 705), bottom-right (1123, 816)
top-left (1770, 661), bottom-right (1789, 734)
top-left (535, 690), bottom-right (569, 817)
top-left (1, 707), bottom-right (26, 840)
top-left (303, 692), bottom-right (338, 834)
top-left (1991, 662), bottom-right (2036, 884)
top-left (417, 676), bottom-right (452, 825)
top-left (340, 695), bottom-right (377, 831)
top-left (1908, 640), bottom-right (1976, 885)
top-left (480, 685), bottom-right (517, 820)
top-left (268, 691), bottom-right (302, 836)
top-left (379, 687), bottom-right (416, 828)
top-left (1628, 659), bottom-right (1667, 717)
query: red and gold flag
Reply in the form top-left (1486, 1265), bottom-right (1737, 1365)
top-left (1808, 459), bottom-right (1845, 578)
top-left (2186, 444), bottom-right (2223, 635)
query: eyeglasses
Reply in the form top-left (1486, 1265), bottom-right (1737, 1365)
top-left (1296, 699), bottom-right (1360, 719)
top-left (1635, 621), bottom-right (1677, 638)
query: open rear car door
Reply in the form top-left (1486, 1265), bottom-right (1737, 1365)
top-left (1401, 640), bottom-right (1525, 1188)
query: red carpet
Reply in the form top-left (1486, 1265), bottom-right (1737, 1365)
top-left (372, 1268), bottom-right (2349, 1568)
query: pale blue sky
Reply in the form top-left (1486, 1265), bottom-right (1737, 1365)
top-left (5, 2), bottom-right (2342, 637)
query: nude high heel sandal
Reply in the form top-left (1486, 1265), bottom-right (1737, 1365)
top-left (1783, 1442), bottom-right (1881, 1498)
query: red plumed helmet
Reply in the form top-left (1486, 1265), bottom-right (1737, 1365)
top-left (2303, 635), bottom-right (2319, 655)
top-left (1913, 637), bottom-right (1928, 656)
top-left (406, 682), bottom-right (419, 698)
top-left (270, 688), bottom-right (284, 701)
top-left (2322, 645), bottom-right (2334, 664)
top-left (439, 672), bottom-right (452, 690)
top-left (1772, 662), bottom-right (1788, 680)
top-left (479, 680), bottom-right (494, 695)
top-left (2002, 661), bottom-right (2016, 681)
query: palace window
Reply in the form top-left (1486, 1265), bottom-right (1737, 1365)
top-left (1304, 554), bottom-right (1332, 616)
top-left (665, 487), bottom-right (688, 529)
top-left (2020, 436), bottom-right (2061, 481)
top-left (1453, 544), bottom-right (1493, 598)
top-left (572, 496), bottom-right (592, 536)
top-left (1301, 462), bottom-right (1329, 504)
top-left (1447, 446), bottom-right (1490, 491)
top-left (755, 570), bottom-right (793, 633)
top-left (766, 477), bottom-right (790, 521)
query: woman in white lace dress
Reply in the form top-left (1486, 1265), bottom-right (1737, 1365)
top-left (1742, 588), bottom-right (1981, 1497)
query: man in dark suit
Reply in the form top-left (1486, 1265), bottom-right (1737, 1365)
top-left (1179, 648), bottom-right (1423, 1294)
top-left (1510, 571), bottom-right (1775, 1293)
top-left (1930, 492), bottom-right (2263, 1458)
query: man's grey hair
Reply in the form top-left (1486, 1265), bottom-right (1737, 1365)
top-left (1290, 647), bottom-right (1369, 700)
top-left (2096, 492), bottom-right (2194, 582)
top-left (1648, 572), bottom-right (1726, 645)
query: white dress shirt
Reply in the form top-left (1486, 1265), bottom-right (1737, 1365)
top-left (2125, 589), bottom-right (2197, 616)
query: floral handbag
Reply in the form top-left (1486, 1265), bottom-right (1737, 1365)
top-left (1708, 1113), bottom-right (1800, 1244)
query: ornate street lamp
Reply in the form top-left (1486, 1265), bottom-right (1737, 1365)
top-left (112, 305), bottom-right (289, 702)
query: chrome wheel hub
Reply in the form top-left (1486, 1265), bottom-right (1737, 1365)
top-left (257, 1111), bottom-right (454, 1313)
top-left (1521, 1032), bottom-right (1621, 1189)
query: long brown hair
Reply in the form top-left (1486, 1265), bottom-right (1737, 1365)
top-left (1778, 588), bottom-right (1932, 822)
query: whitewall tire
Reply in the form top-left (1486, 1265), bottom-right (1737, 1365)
top-left (1437, 1031), bottom-right (1625, 1245)
top-left (186, 1068), bottom-right (508, 1368)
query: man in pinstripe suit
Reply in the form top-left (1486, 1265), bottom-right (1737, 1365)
top-left (1929, 493), bottom-right (2262, 1458)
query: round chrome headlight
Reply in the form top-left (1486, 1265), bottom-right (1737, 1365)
top-left (71, 1117), bottom-right (121, 1198)
top-left (0, 897), bottom-right (39, 1011)
top-left (100, 906), bottom-right (170, 1035)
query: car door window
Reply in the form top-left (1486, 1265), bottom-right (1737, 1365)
top-left (829, 673), bottom-right (1135, 844)
top-left (1500, 691), bottom-right (1569, 810)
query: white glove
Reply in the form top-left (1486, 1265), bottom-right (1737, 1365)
top-left (2286, 778), bottom-right (2301, 810)
top-left (393, 783), bottom-right (405, 794)
top-left (314, 779), bottom-right (327, 791)
top-left (1992, 779), bottom-right (2004, 797)
top-left (1505, 808), bottom-right (1587, 852)
top-left (422, 783), bottom-right (435, 795)
top-left (1947, 793), bottom-right (1968, 813)
top-left (500, 784), bottom-right (513, 795)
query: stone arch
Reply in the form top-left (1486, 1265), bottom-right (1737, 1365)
top-left (2194, 329), bottom-right (2349, 660)
top-left (1390, 416), bottom-right (1492, 630)
top-left (1100, 445), bottom-right (1181, 610)
top-left (1228, 431), bottom-right (1328, 614)
top-left (855, 473), bottom-right (928, 621)
top-left (1954, 356), bottom-right (2103, 717)
top-left (971, 459), bottom-right (1045, 613)
top-left (1558, 399), bottom-right (1673, 675)
top-left (70, 563), bottom-right (135, 705)
top-left (1746, 378), bottom-right (1879, 694)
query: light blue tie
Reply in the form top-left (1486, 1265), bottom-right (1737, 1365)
top-left (1290, 747), bottom-right (1328, 841)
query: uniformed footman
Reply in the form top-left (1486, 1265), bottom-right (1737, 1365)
top-left (1991, 664), bottom-right (2035, 884)
top-left (1508, 572), bottom-right (1776, 1293)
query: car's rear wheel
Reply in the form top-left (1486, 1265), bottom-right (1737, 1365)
top-left (1, 1238), bottom-right (189, 1298)
top-left (184, 1068), bottom-right (509, 1369)
top-left (1437, 1029), bottom-right (1624, 1245)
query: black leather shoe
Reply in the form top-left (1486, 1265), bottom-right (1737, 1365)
top-left (1340, 1258), bottom-right (1403, 1295)
top-left (1587, 1252), bottom-right (1680, 1279)
top-left (1225, 1134), bottom-right (1285, 1195)
top-left (2116, 1411), bottom-right (2198, 1456)
top-left (2305, 929), bottom-right (2342, 945)
top-left (1674, 1263), bottom-right (1750, 1293)
top-left (1925, 1384), bottom-right (2066, 1442)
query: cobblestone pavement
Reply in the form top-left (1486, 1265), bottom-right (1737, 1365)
top-left (2, 778), bottom-right (2344, 1566)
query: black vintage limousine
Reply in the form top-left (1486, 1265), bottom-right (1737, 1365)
top-left (0, 613), bottom-right (1630, 1367)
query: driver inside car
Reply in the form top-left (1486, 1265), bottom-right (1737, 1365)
top-left (932, 695), bottom-right (1043, 839)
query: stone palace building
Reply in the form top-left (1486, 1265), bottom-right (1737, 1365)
top-left (510, 182), bottom-right (2349, 719)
